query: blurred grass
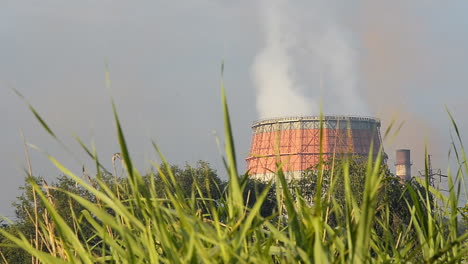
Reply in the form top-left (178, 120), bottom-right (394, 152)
top-left (0, 77), bottom-right (467, 263)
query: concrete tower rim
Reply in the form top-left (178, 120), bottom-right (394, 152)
top-left (252, 115), bottom-right (381, 128)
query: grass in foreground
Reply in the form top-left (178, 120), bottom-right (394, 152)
top-left (0, 81), bottom-right (467, 263)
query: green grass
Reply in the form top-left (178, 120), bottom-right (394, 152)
top-left (0, 77), bottom-right (467, 263)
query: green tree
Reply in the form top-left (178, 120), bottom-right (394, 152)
top-left (0, 173), bottom-right (118, 263)
top-left (459, 203), bottom-right (468, 233)
top-left (294, 156), bottom-right (427, 232)
top-left (1, 161), bottom-right (224, 263)
top-left (242, 177), bottom-right (277, 217)
top-left (151, 161), bottom-right (224, 199)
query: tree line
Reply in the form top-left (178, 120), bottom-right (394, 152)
top-left (0, 157), bottom-right (465, 263)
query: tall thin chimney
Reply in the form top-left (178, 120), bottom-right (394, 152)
top-left (395, 149), bottom-right (411, 181)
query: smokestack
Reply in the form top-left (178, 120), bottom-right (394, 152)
top-left (395, 149), bottom-right (412, 182)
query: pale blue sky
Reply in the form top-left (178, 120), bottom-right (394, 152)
top-left (1, 1), bottom-right (468, 217)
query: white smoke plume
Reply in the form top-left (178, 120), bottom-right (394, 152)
top-left (252, 0), bottom-right (368, 119)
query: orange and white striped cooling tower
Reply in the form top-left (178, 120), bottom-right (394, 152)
top-left (246, 116), bottom-right (384, 180)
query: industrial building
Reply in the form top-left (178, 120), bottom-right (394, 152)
top-left (246, 115), bottom-right (384, 181)
top-left (395, 149), bottom-right (412, 182)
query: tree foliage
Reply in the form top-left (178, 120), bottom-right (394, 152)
top-left (0, 161), bottom-right (224, 263)
top-left (243, 156), bottom-right (433, 234)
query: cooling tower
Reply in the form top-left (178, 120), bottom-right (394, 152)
top-left (246, 116), bottom-right (384, 181)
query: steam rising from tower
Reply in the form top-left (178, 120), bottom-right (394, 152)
top-left (252, 0), bottom-right (368, 119)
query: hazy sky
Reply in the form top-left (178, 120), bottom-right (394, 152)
top-left (1, 1), bottom-right (468, 217)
